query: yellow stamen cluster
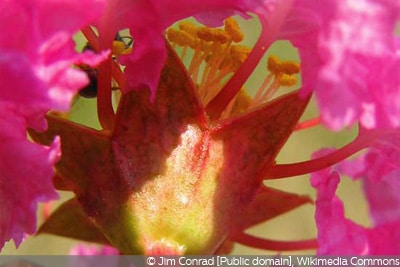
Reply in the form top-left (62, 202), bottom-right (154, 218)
top-left (219, 45), bottom-right (251, 73)
top-left (197, 27), bottom-right (230, 44)
top-left (222, 88), bottom-right (252, 118)
top-left (267, 55), bottom-right (300, 88)
top-left (279, 74), bottom-right (297, 87)
top-left (166, 17), bottom-right (249, 108)
top-left (224, 17), bottom-right (244, 42)
top-left (267, 56), bottom-right (300, 78)
top-left (166, 17), bottom-right (301, 118)
top-left (250, 56), bottom-right (300, 108)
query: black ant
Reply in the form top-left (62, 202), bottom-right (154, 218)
top-left (77, 33), bottom-right (133, 98)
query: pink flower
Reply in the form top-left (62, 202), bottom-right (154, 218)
top-left (312, 170), bottom-right (369, 254)
top-left (312, 145), bottom-right (400, 254)
top-left (297, 0), bottom-right (400, 130)
top-left (30, 1), bottom-right (319, 252)
top-left (4, 0), bottom-right (399, 256)
top-left (0, 0), bottom-right (105, 249)
top-left (340, 131), bottom-right (400, 226)
top-left (0, 113), bottom-right (60, 249)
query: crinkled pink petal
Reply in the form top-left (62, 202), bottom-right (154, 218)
top-left (361, 51), bottom-right (400, 129)
top-left (316, 1), bottom-right (399, 130)
top-left (0, 115), bottom-right (60, 250)
top-left (367, 221), bottom-right (400, 254)
top-left (358, 140), bottom-right (400, 226)
top-left (339, 131), bottom-right (400, 225)
top-left (0, 53), bottom-right (49, 131)
top-left (36, 32), bottom-right (109, 112)
top-left (311, 149), bottom-right (368, 255)
top-left (317, 51), bottom-right (400, 130)
top-left (35, 0), bottom-right (105, 40)
top-left (337, 154), bottom-right (366, 181)
top-left (340, 129), bottom-right (400, 182)
top-left (0, 0), bottom-right (105, 251)
top-left (311, 170), bottom-right (369, 254)
top-left (36, 30), bottom-right (109, 113)
top-left (289, 0), bottom-right (399, 130)
top-left (363, 170), bottom-right (400, 226)
top-left (312, 147), bottom-right (400, 254)
top-left (363, 143), bottom-right (400, 183)
top-left (0, 0), bottom-right (106, 128)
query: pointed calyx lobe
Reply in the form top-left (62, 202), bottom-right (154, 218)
top-left (30, 43), bottom-right (310, 254)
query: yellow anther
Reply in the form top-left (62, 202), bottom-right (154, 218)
top-left (181, 33), bottom-right (198, 49)
top-left (112, 40), bottom-right (128, 56)
top-left (167, 28), bottom-right (197, 48)
top-left (279, 74), bottom-right (297, 86)
top-left (230, 45), bottom-right (251, 63)
top-left (279, 61), bottom-right (300, 75)
top-left (198, 40), bottom-right (214, 52)
top-left (267, 55), bottom-right (281, 75)
top-left (166, 28), bottom-right (185, 45)
top-left (122, 47), bottom-right (133, 55)
top-left (217, 45), bottom-right (251, 71)
top-left (197, 27), bottom-right (230, 44)
top-left (230, 89), bottom-right (251, 116)
top-left (166, 28), bottom-right (180, 42)
top-left (267, 55), bottom-right (300, 76)
top-left (224, 17), bottom-right (244, 42)
top-left (179, 21), bottom-right (198, 35)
